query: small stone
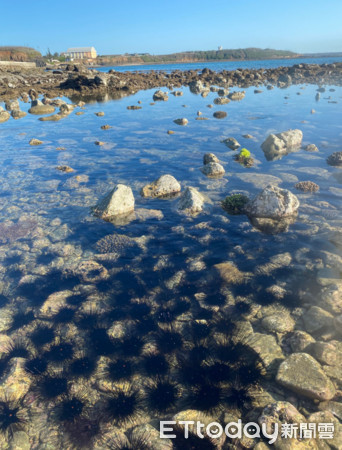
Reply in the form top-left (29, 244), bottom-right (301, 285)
top-left (101, 125), bottom-right (112, 130)
top-left (95, 112), bottom-right (105, 116)
top-left (29, 138), bottom-right (43, 145)
top-left (222, 137), bottom-right (240, 150)
top-left (173, 118), bottom-right (188, 125)
top-left (276, 353), bottom-right (336, 401)
top-left (141, 174), bottom-right (181, 198)
top-left (178, 187), bottom-right (204, 214)
top-left (303, 144), bottom-right (318, 152)
top-left (75, 111), bottom-right (84, 115)
top-left (213, 111), bottom-right (227, 119)
top-left (308, 341), bottom-right (342, 367)
top-left (242, 134), bottom-right (254, 139)
top-left (197, 111), bottom-right (202, 116)
top-left (254, 89), bottom-right (263, 94)
top-left (93, 184), bottom-right (135, 219)
top-left (11, 110), bottom-right (27, 119)
top-left (247, 333), bottom-right (284, 374)
top-left (167, 130), bottom-right (174, 134)
top-left (287, 331), bottom-right (315, 353)
top-left (207, 104), bottom-right (213, 108)
top-left (127, 105), bottom-right (142, 110)
top-left (0, 111), bottom-right (11, 123)
top-left (200, 162), bottom-right (225, 177)
top-left (294, 181), bottom-right (319, 192)
top-left (311, 109), bottom-right (316, 114)
top-left (56, 165), bottom-right (74, 173)
top-left (95, 141), bottom-right (105, 146)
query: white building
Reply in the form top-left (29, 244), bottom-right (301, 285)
top-left (64, 47), bottom-right (97, 61)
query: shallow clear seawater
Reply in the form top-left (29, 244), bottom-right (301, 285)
top-left (0, 82), bottom-right (342, 448)
top-left (95, 55), bottom-right (342, 73)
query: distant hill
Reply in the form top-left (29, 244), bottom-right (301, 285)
top-left (0, 46), bottom-right (42, 62)
top-left (97, 47), bottom-right (299, 66)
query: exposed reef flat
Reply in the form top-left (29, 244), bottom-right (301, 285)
top-left (1, 62), bottom-right (342, 101)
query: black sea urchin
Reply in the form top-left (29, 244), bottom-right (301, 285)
top-left (145, 378), bottom-right (179, 414)
top-left (104, 387), bottom-right (142, 426)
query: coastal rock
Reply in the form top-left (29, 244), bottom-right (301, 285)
top-left (203, 153), bottom-right (219, 164)
top-left (327, 151), bottom-right (342, 167)
top-left (28, 100), bottom-right (55, 115)
top-left (222, 137), bottom-right (240, 150)
top-left (213, 111), bottom-right (227, 119)
top-left (308, 341), bottom-right (342, 367)
top-left (94, 74), bottom-right (107, 86)
top-left (213, 97), bottom-right (230, 105)
top-left (0, 110), bottom-right (10, 123)
top-left (5, 100), bottom-right (19, 111)
top-left (200, 162), bottom-right (225, 177)
top-left (141, 174), bottom-right (181, 198)
top-left (276, 353), bottom-right (336, 401)
top-left (189, 80), bottom-right (204, 94)
top-left (228, 90), bottom-right (245, 101)
top-left (153, 90), bottom-right (168, 101)
top-left (56, 165), bottom-right (74, 173)
top-left (245, 185), bottom-right (299, 219)
top-left (59, 103), bottom-right (75, 115)
top-left (95, 111), bottom-right (105, 116)
top-left (11, 109), bottom-right (27, 119)
top-left (178, 187), bottom-right (204, 214)
top-left (304, 144), bottom-right (318, 152)
top-left (261, 129), bottom-right (303, 160)
top-left (247, 333), bottom-right (284, 374)
top-left (93, 184), bottom-right (135, 219)
top-left (173, 118), bottom-right (188, 125)
top-left (29, 138), bottom-right (43, 145)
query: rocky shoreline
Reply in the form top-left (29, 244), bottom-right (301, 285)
top-left (1, 62), bottom-right (342, 102)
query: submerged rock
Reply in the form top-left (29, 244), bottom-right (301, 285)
top-left (141, 174), bottom-right (181, 198)
top-left (276, 353), bottom-right (336, 401)
top-left (95, 233), bottom-right (138, 254)
top-left (200, 162), bottom-right (225, 177)
top-left (153, 90), bottom-right (168, 101)
top-left (327, 151), bottom-right (342, 167)
top-left (93, 184), bottom-right (135, 219)
top-left (261, 129), bottom-right (303, 161)
top-left (294, 181), bottom-right (319, 192)
top-left (245, 185), bottom-right (299, 219)
top-left (178, 187), bottom-right (204, 214)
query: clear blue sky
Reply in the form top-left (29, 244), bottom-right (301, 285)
top-left (1, 0), bottom-right (341, 55)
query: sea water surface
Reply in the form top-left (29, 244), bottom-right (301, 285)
top-left (95, 55), bottom-right (342, 73)
top-left (0, 80), bottom-right (342, 447)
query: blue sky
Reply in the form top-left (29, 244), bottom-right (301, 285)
top-left (1, 0), bottom-right (341, 55)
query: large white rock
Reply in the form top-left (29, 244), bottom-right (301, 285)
top-left (141, 174), bottom-right (181, 198)
top-left (261, 129), bottom-right (303, 160)
top-left (178, 187), bottom-right (204, 214)
top-left (94, 184), bottom-right (135, 219)
top-left (245, 184), bottom-right (299, 219)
